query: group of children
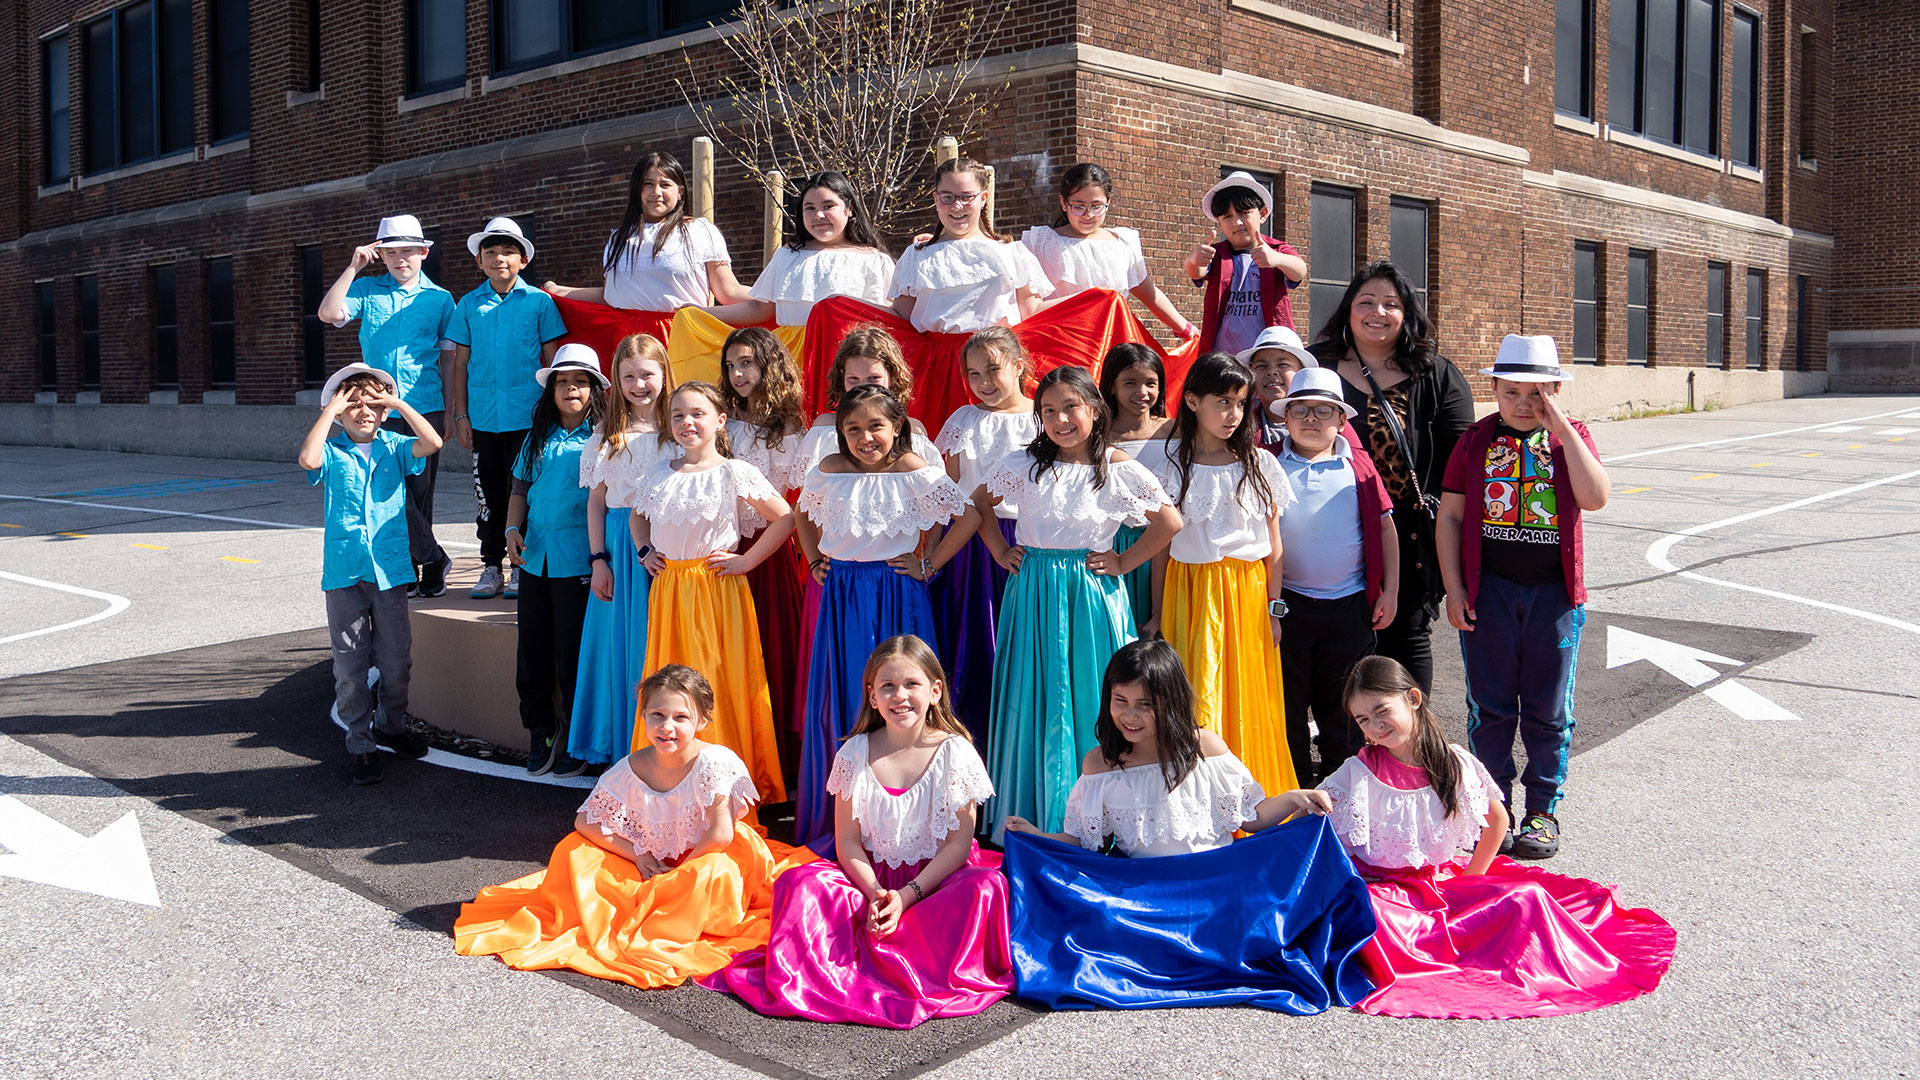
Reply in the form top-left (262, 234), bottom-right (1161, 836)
top-left (305, 153), bottom-right (1669, 1023)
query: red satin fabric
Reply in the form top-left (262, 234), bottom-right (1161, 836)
top-left (1355, 856), bottom-right (1677, 1019)
top-left (739, 529), bottom-right (806, 742)
top-left (547, 293), bottom-right (676, 377)
top-left (799, 291), bottom-right (1200, 433)
top-left (791, 576), bottom-right (823, 733)
top-left (700, 844), bottom-right (1014, 1028)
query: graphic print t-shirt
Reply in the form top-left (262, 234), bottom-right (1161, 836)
top-left (1472, 423), bottom-right (1563, 585)
top-left (1214, 253), bottom-right (1266, 356)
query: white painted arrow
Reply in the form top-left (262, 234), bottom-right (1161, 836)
top-left (1607, 626), bottom-right (1741, 687)
top-left (0, 795), bottom-right (160, 907)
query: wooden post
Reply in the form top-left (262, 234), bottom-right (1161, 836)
top-left (691, 136), bottom-right (715, 220)
top-left (763, 169), bottom-right (785, 264)
top-left (934, 135), bottom-right (958, 166)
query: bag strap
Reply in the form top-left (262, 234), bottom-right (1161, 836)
top-left (1357, 362), bottom-right (1429, 505)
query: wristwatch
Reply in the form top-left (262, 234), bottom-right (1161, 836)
top-left (1267, 597), bottom-right (1290, 619)
top-left (635, 543), bottom-right (654, 562)
top-left (588, 551), bottom-right (611, 565)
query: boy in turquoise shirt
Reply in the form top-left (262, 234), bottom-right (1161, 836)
top-left (318, 214), bottom-right (457, 597)
top-left (297, 363), bottom-right (445, 785)
top-left (445, 216), bottom-right (567, 600)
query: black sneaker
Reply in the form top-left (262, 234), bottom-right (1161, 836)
top-left (417, 555), bottom-right (451, 599)
top-left (551, 753), bottom-right (589, 779)
top-left (374, 728), bottom-right (430, 758)
top-left (351, 752), bottom-right (384, 785)
top-left (1510, 811), bottom-right (1561, 860)
top-left (527, 728), bottom-right (559, 776)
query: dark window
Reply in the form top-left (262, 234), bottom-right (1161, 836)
top-left (1730, 10), bottom-right (1760, 167)
top-left (422, 227), bottom-right (443, 285)
top-left (1798, 31), bottom-right (1816, 160)
top-left (210, 0), bottom-right (249, 141)
top-left (1794, 275), bottom-right (1810, 370)
top-left (1608, 0), bottom-right (1639, 131)
top-left (1555, 0), bottom-right (1593, 118)
top-left (306, 0), bottom-right (323, 91)
top-left (208, 257), bottom-right (236, 388)
top-left (154, 265), bottom-right (179, 388)
top-left (1641, 0), bottom-right (1678, 142)
top-left (1308, 184), bottom-right (1357, 344)
top-left (1573, 241), bottom-right (1599, 361)
top-left (80, 1), bottom-right (194, 173)
top-left (77, 275), bottom-right (101, 390)
top-left (1745, 268), bottom-right (1764, 368)
top-left (38, 283), bottom-right (59, 391)
top-left (408, 0), bottom-right (467, 92)
top-left (1626, 249), bottom-right (1651, 364)
top-left (44, 37), bottom-right (70, 184)
top-left (1706, 261), bottom-right (1727, 367)
top-left (301, 246), bottom-right (327, 386)
top-left (492, 0), bottom-right (739, 75)
top-left (1216, 166), bottom-right (1279, 237)
top-left (1611, 0), bottom-right (1719, 153)
top-left (1389, 197), bottom-right (1430, 310)
top-left (1681, 0), bottom-right (1718, 154)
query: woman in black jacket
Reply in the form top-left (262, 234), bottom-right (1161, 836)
top-left (1309, 261), bottom-right (1475, 694)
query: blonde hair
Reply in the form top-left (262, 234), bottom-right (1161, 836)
top-left (963, 326), bottom-right (1032, 393)
top-left (601, 334), bottom-right (672, 458)
top-left (639, 664), bottom-right (715, 723)
top-left (848, 635), bottom-right (970, 742)
top-left (657, 380), bottom-right (734, 457)
top-left (720, 327), bottom-right (805, 452)
top-left (829, 325), bottom-right (913, 409)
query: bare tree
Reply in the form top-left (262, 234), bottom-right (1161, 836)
top-left (677, 0), bottom-right (1010, 236)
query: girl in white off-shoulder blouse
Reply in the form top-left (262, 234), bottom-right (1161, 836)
top-left (1020, 162), bottom-right (1195, 339)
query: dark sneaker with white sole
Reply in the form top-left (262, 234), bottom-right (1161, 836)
top-left (551, 753), bottom-right (589, 779)
top-left (416, 555), bottom-right (451, 599)
top-left (374, 729), bottom-right (430, 758)
top-left (528, 728), bottom-right (559, 775)
top-left (1510, 811), bottom-right (1561, 860)
top-left (351, 752), bottom-right (384, 785)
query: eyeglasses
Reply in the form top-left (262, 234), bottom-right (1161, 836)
top-left (1284, 403), bottom-right (1343, 421)
top-left (935, 192), bottom-right (986, 208)
top-left (1065, 202), bottom-right (1109, 217)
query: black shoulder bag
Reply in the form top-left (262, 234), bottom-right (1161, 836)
top-left (1358, 362), bottom-right (1439, 526)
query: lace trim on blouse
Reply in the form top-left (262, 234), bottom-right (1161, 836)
top-left (575, 747), bottom-right (759, 861)
top-left (1318, 746), bottom-right (1497, 869)
top-left (1020, 226), bottom-right (1148, 293)
top-left (1061, 754), bottom-right (1266, 855)
top-left (630, 457), bottom-right (779, 527)
top-left (935, 406), bottom-right (1036, 463)
top-left (726, 420), bottom-right (802, 533)
top-left (826, 734), bottom-right (996, 868)
top-left (798, 465), bottom-right (968, 541)
top-left (890, 237), bottom-right (1053, 298)
top-left (748, 245), bottom-right (894, 305)
top-left (1153, 446), bottom-right (1295, 522)
top-left (982, 451), bottom-right (1172, 526)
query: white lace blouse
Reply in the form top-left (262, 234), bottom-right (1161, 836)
top-left (793, 423), bottom-right (943, 479)
top-left (579, 428), bottom-right (677, 509)
top-left (576, 745), bottom-right (758, 862)
top-left (725, 419), bottom-right (805, 534)
top-left (631, 457), bottom-right (780, 560)
top-left (798, 464), bottom-right (969, 561)
top-left (602, 219), bottom-right (731, 312)
top-left (888, 236), bottom-right (1053, 334)
top-left (748, 245), bottom-right (895, 326)
top-left (937, 405), bottom-right (1036, 519)
top-left (1148, 449), bottom-right (1296, 563)
top-left (1116, 436), bottom-right (1173, 528)
top-left (1318, 746), bottom-right (1501, 870)
top-left (827, 733), bottom-right (995, 868)
top-left (1061, 753), bottom-right (1266, 857)
top-left (1020, 226), bottom-right (1149, 297)
top-left (983, 449), bottom-right (1172, 550)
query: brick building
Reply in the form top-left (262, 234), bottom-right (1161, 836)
top-left (0, 0), bottom-right (1905, 449)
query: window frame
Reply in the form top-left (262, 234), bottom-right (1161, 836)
top-left (154, 264), bottom-right (179, 389)
top-left (1555, 0), bottom-right (1594, 119)
top-left (1626, 249), bottom-right (1652, 365)
top-left (488, 0), bottom-right (740, 78)
top-left (207, 256), bottom-right (237, 389)
top-left (44, 35), bottom-right (71, 184)
top-left (300, 246), bottom-right (327, 387)
top-left (79, 0), bottom-right (195, 174)
top-left (1797, 29), bottom-right (1817, 163)
top-left (1730, 7), bottom-right (1761, 168)
top-left (1706, 261), bottom-right (1728, 369)
top-left (1609, 0), bottom-right (1722, 157)
top-left (77, 274), bottom-right (101, 391)
top-left (1573, 240), bottom-right (1599, 362)
top-left (1744, 268), bottom-right (1765, 369)
top-left (1794, 275), bottom-right (1810, 371)
top-left (406, 0), bottom-right (468, 95)
top-left (1308, 183), bottom-right (1359, 345)
top-left (37, 282), bottom-right (60, 391)
top-left (1389, 196), bottom-right (1430, 313)
top-left (208, 0), bottom-right (250, 143)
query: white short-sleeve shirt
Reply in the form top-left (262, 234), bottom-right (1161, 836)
top-left (798, 464), bottom-right (969, 561)
top-left (887, 236), bottom-right (1053, 334)
top-left (1148, 447), bottom-right (1296, 563)
top-left (630, 457), bottom-right (779, 560)
top-left (936, 405), bottom-right (1036, 519)
top-left (748, 245), bottom-right (895, 327)
top-left (1020, 226), bottom-right (1149, 298)
top-left (601, 218), bottom-right (732, 312)
top-left (983, 449), bottom-right (1172, 550)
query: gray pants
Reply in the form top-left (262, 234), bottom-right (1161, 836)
top-left (325, 581), bottom-right (413, 753)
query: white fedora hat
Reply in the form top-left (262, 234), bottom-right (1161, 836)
top-left (1480, 334), bottom-right (1574, 382)
top-left (372, 214), bottom-right (433, 249)
top-left (535, 343), bottom-right (610, 388)
top-left (1278, 366), bottom-right (1358, 418)
top-left (1200, 170), bottom-right (1274, 220)
top-left (1236, 325), bottom-right (1318, 369)
top-left (467, 216), bottom-right (535, 261)
top-left (321, 362), bottom-right (398, 404)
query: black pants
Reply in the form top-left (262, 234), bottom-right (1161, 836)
top-left (1376, 512), bottom-right (1439, 694)
top-left (1278, 589), bottom-right (1376, 784)
top-left (515, 568), bottom-right (590, 736)
top-left (382, 410), bottom-right (448, 569)
top-left (470, 428), bottom-right (527, 569)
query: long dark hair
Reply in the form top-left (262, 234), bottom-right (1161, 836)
top-left (916, 157), bottom-right (1006, 248)
top-left (1026, 366), bottom-right (1112, 489)
top-left (833, 384), bottom-right (911, 468)
top-left (1311, 261), bottom-right (1438, 377)
top-left (1098, 343), bottom-right (1166, 420)
top-left (1050, 162), bottom-right (1113, 229)
top-left (1096, 639), bottom-right (1203, 792)
top-left (1168, 351), bottom-right (1274, 513)
top-left (604, 150), bottom-right (692, 276)
top-left (518, 371), bottom-right (607, 482)
top-left (1343, 655), bottom-right (1462, 818)
top-left (786, 171), bottom-right (886, 251)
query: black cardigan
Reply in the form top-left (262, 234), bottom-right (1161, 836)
top-left (1310, 343), bottom-right (1477, 511)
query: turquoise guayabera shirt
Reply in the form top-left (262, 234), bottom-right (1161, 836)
top-left (337, 274), bottom-right (455, 413)
top-left (307, 430), bottom-right (425, 591)
top-left (512, 421), bottom-right (595, 578)
top-left (446, 276), bottom-right (568, 433)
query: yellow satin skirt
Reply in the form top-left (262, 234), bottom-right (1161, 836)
top-left (453, 827), bottom-right (807, 989)
top-left (644, 560), bottom-right (786, 802)
top-left (1160, 557), bottom-right (1298, 797)
top-left (666, 308), bottom-right (806, 388)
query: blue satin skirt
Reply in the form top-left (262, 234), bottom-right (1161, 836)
top-left (1003, 818), bottom-right (1379, 1013)
top-left (984, 548), bottom-right (1135, 835)
top-left (568, 507), bottom-right (650, 763)
top-left (930, 517), bottom-right (1017, 746)
top-left (795, 559), bottom-right (938, 853)
top-left (1111, 524), bottom-right (1153, 630)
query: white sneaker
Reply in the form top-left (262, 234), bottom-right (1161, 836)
top-left (503, 566), bottom-right (521, 599)
top-left (470, 565), bottom-right (503, 599)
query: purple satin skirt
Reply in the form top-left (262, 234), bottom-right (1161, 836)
top-left (931, 518), bottom-right (1017, 745)
top-left (699, 843), bottom-right (1013, 1028)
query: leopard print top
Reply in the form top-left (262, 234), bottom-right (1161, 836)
top-left (1363, 382), bottom-right (1417, 505)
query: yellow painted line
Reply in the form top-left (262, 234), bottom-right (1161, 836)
top-left (1891, 437), bottom-right (1907, 442)
top-left (55, 531), bottom-right (91, 538)
top-left (218, 556), bottom-right (259, 564)
top-left (1688, 473), bottom-right (1719, 481)
top-left (1749, 462), bottom-right (1774, 468)
top-left (0, 523), bottom-right (21, 528)
top-left (130, 542), bottom-right (170, 551)
top-left (1800, 451), bottom-right (1823, 457)
top-left (1621, 487), bottom-right (1652, 494)
top-left (1847, 444), bottom-right (1868, 449)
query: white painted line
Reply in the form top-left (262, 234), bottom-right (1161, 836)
top-left (1897, 412), bottom-right (1920, 420)
top-left (1873, 427), bottom-right (1919, 435)
top-left (1646, 467), bottom-right (1920, 634)
top-left (0, 493), bottom-right (480, 549)
top-left (0, 795), bottom-right (160, 906)
top-left (328, 703), bottom-right (595, 789)
top-left (1606, 626), bottom-right (1738, 687)
top-left (1818, 425), bottom-right (1864, 433)
top-left (0, 571), bottom-right (132, 645)
top-left (1704, 679), bottom-right (1800, 721)
top-left (1610, 405), bottom-right (1920, 461)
